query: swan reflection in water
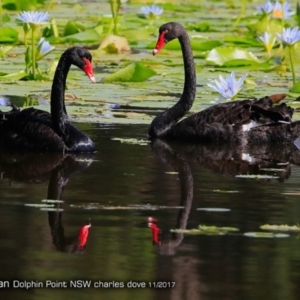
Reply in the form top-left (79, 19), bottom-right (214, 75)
top-left (148, 139), bottom-right (300, 256)
top-left (0, 152), bottom-right (94, 253)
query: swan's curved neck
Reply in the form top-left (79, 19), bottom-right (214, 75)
top-left (51, 55), bottom-right (70, 136)
top-left (149, 31), bottom-right (196, 137)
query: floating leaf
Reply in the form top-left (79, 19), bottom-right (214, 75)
top-left (111, 137), bottom-right (149, 145)
top-left (99, 35), bottom-right (130, 53)
top-left (102, 62), bottom-right (156, 83)
top-left (63, 20), bottom-right (85, 36)
top-left (243, 232), bottom-right (290, 238)
top-left (63, 26), bottom-right (102, 43)
top-left (171, 225), bottom-right (239, 235)
top-left (25, 203), bottom-right (54, 208)
top-left (290, 80), bottom-right (300, 93)
top-left (281, 192), bottom-right (300, 195)
top-left (235, 174), bottom-right (279, 179)
top-left (188, 22), bottom-right (210, 32)
top-left (198, 225), bottom-right (239, 232)
top-left (70, 204), bottom-right (184, 210)
top-left (260, 224), bottom-right (300, 232)
top-left (41, 199), bottom-right (64, 203)
top-left (0, 46), bottom-right (13, 58)
top-left (0, 27), bottom-right (18, 43)
top-left (0, 70), bottom-right (27, 80)
top-left (40, 208), bottom-right (64, 212)
top-left (147, 39), bottom-right (222, 52)
top-left (206, 47), bottom-right (260, 66)
top-left (224, 36), bottom-right (262, 47)
top-left (212, 189), bottom-right (239, 193)
top-left (197, 208), bottom-right (231, 212)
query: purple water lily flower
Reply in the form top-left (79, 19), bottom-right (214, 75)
top-left (207, 71), bottom-right (247, 100)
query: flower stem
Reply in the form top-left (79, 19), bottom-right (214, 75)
top-left (288, 46), bottom-right (296, 86)
top-left (233, 0), bottom-right (247, 28)
top-left (110, 0), bottom-right (120, 35)
top-left (0, 0), bottom-right (2, 27)
top-left (31, 28), bottom-right (36, 80)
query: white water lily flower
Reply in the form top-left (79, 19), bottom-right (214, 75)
top-left (258, 32), bottom-right (276, 54)
top-left (277, 27), bottom-right (300, 46)
top-left (140, 5), bottom-right (163, 17)
top-left (16, 11), bottom-right (49, 25)
top-left (36, 38), bottom-right (55, 61)
top-left (207, 71), bottom-right (247, 100)
top-left (272, 1), bottom-right (294, 19)
top-left (256, 1), bottom-right (274, 14)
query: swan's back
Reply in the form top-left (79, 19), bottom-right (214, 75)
top-left (0, 107), bottom-right (95, 152)
top-left (0, 107), bottom-right (65, 151)
top-left (165, 96), bottom-right (298, 144)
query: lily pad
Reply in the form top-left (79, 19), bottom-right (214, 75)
top-left (260, 224), bottom-right (300, 232)
top-left (63, 20), bottom-right (85, 36)
top-left (197, 208), bottom-right (231, 212)
top-left (111, 137), bottom-right (149, 145)
top-left (243, 232), bottom-right (290, 238)
top-left (41, 199), bottom-right (64, 203)
top-left (99, 35), bottom-right (131, 54)
top-left (40, 208), bottom-right (64, 212)
top-left (25, 203), bottom-right (54, 208)
top-left (102, 62), bottom-right (156, 83)
top-left (224, 36), bottom-right (262, 47)
top-left (289, 80), bottom-right (300, 93)
top-left (235, 174), bottom-right (279, 179)
top-left (170, 225), bottom-right (239, 235)
top-left (148, 38), bottom-right (222, 52)
top-left (206, 47), bottom-right (260, 66)
top-left (63, 26), bottom-right (103, 43)
top-left (0, 28), bottom-right (18, 43)
top-left (70, 204), bottom-right (184, 210)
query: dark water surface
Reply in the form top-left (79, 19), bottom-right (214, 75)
top-left (1, 124), bottom-right (300, 300)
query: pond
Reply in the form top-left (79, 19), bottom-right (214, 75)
top-left (1, 0), bottom-right (300, 299)
top-left (0, 124), bottom-right (300, 300)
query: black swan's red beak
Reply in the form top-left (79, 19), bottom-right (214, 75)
top-left (82, 57), bottom-right (96, 83)
top-left (153, 30), bottom-right (167, 56)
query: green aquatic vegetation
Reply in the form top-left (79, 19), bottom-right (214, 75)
top-left (0, 27), bottom-right (18, 42)
top-left (277, 27), bottom-right (300, 88)
top-left (197, 208), bottom-right (231, 212)
top-left (99, 34), bottom-right (130, 54)
top-left (0, 0), bottom-right (300, 125)
top-left (109, 0), bottom-right (121, 35)
top-left (206, 47), bottom-right (260, 67)
top-left (41, 199), bottom-right (64, 203)
top-left (102, 62), bottom-right (156, 83)
top-left (111, 137), bottom-right (150, 145)
top-left (243, 232), bottom-right (290, 238)
top-left (235, 174), bottom-right (280, 179)
top-left (16, 11), bottom-right (54, 80)
top-left (260, 224), bottom-right (300, 232)
top-left (171, 225), bottom-right (239, 235)
top-left (70, 203), bottom-right (184, 210)
top-left (3, 0), bottom-right (46, 11)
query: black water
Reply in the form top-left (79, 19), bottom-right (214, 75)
top-left (0, 124), bottom-right (300, 300)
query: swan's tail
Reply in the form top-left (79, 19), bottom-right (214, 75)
top-left (248, 120), bottom-right (300, 145)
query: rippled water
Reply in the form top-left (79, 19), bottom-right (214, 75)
top-left (1, 124), bottom-right (300, 300)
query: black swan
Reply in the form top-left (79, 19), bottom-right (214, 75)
top-left (149, 22), bottom-right (300, 145)
top-left (0, 47), bottom-right (96, 152)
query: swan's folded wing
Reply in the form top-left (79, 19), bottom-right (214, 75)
top-left (0, 107), bottom-right (65, 151)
